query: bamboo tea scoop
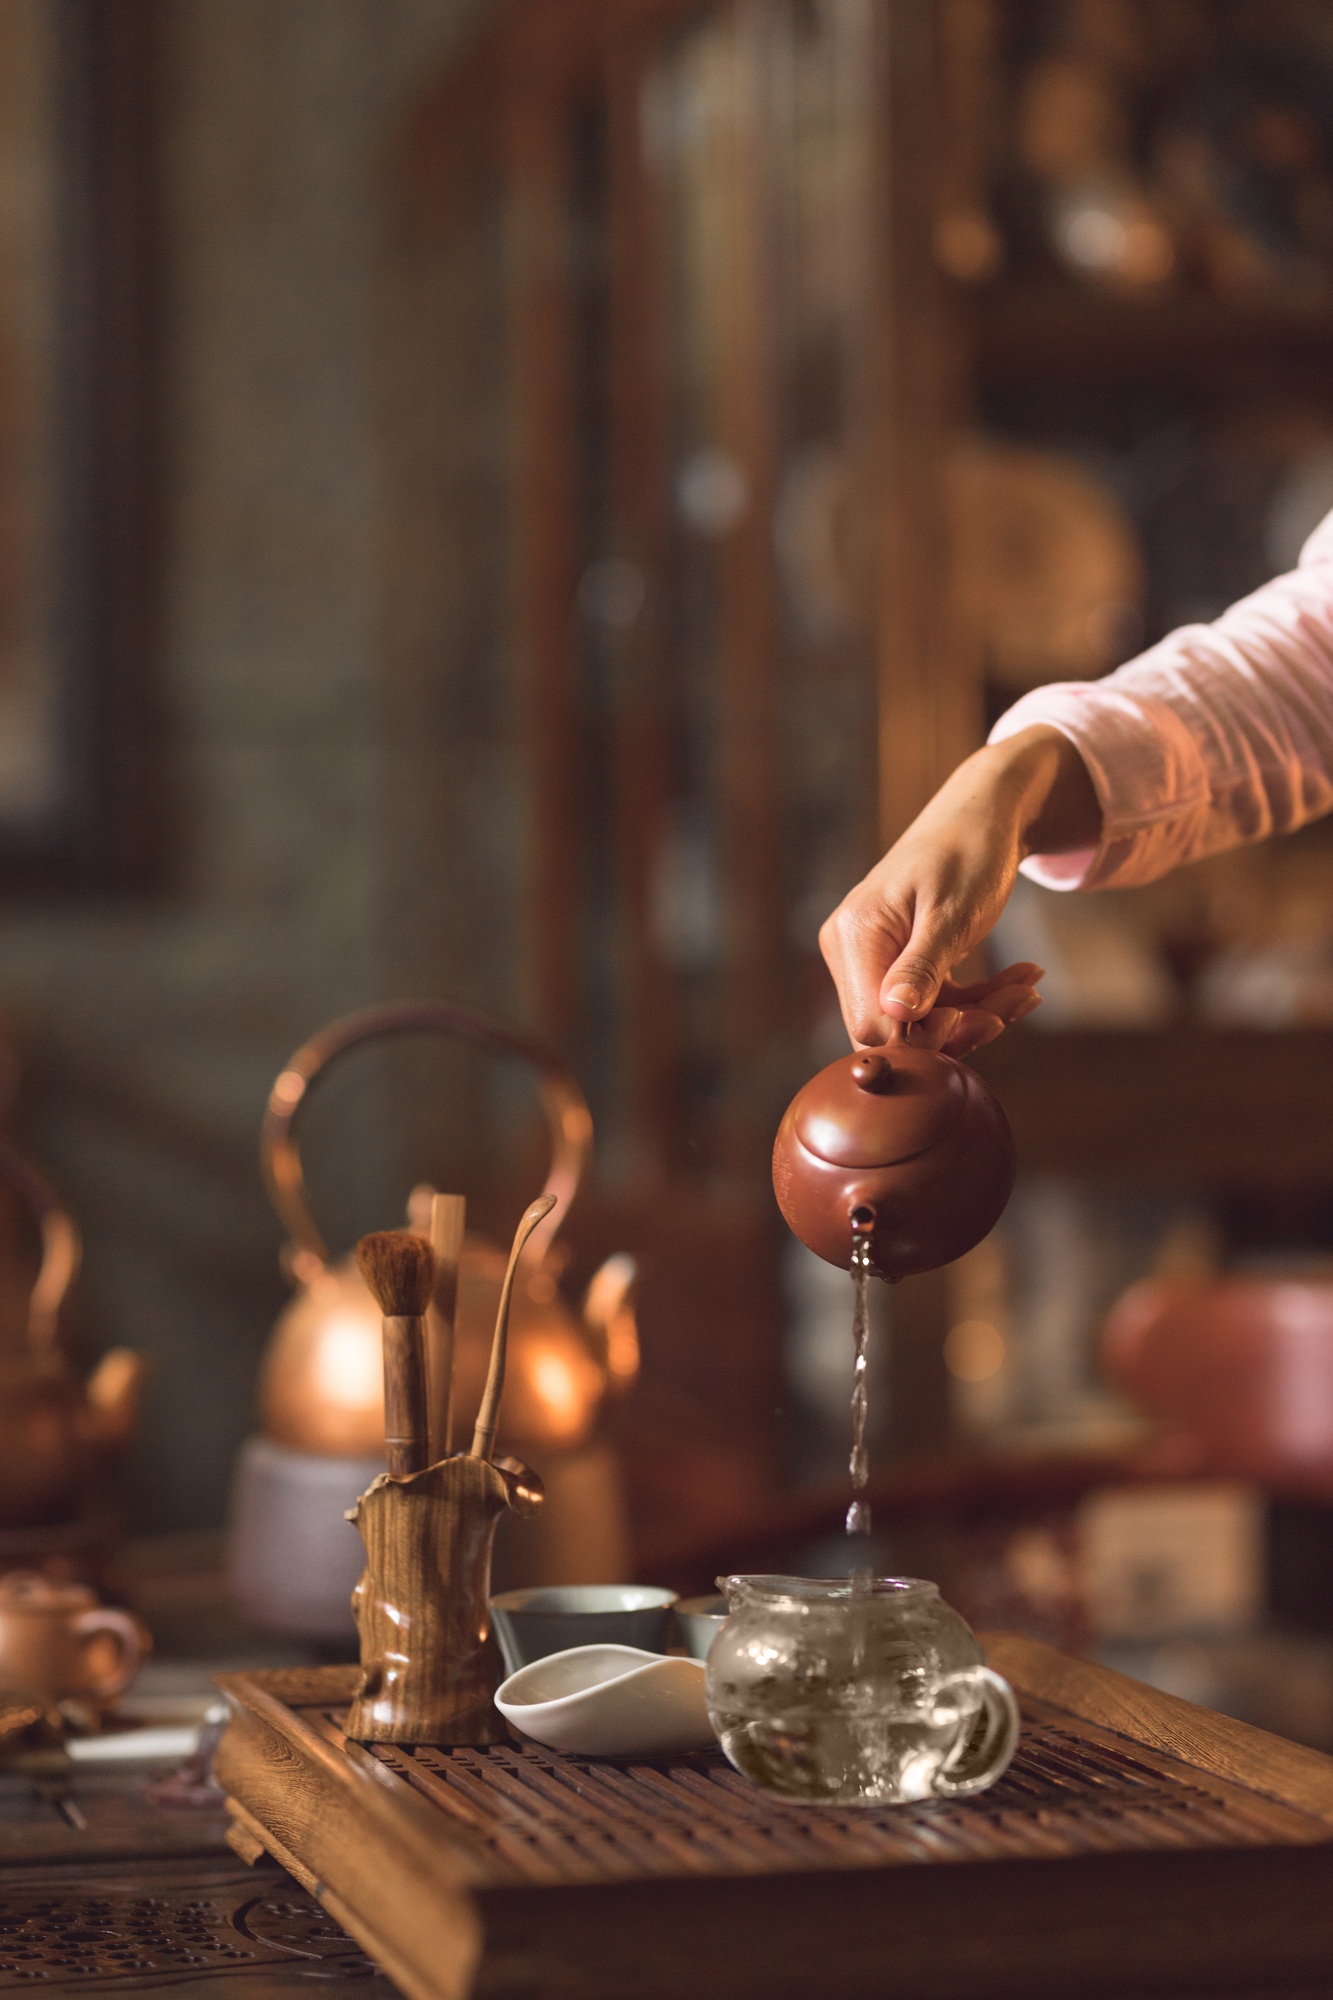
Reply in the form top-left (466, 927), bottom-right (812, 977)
top-left (470, 1192), bottom-right (557, 1462)
top-left (356, 1230), bottom-right (435, 1476)
top-left (427, 1192), bottom-right (466, 1458)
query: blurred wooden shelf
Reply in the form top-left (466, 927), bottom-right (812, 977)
top-left (969, 282), bottom-right (1333, 386)
top-left (972, 1026), bottom-right (1333, 1187)
top-left (637, 1441), bottom-right (1172, 1585)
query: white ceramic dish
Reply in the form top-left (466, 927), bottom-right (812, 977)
top-left (495, 1643), bottom-right (715, 1757)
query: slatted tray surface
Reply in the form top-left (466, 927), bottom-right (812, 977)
top-left (332, 1704), bottom-right (1322, 1883)
top-left (216, 1646), bottom-right (1333, 2000)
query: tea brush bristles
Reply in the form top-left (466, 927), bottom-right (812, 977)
top-left (356, 1231), bottom-right (435, 1319)
top-left (356, 1230), bottom-right (435, 1475)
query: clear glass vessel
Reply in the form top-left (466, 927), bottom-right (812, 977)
top-left (706, 1575), bottom-right (1019, 1807)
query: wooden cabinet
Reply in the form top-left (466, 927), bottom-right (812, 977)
top-left (397, 0), bottom-right (969, 1507)
top-left (409, 0), bottom-right (968, 1174)
top-left (395, 3), bottom-right (1333, 1542)
top-left (974, 1027), bottom-right (1333, 1190)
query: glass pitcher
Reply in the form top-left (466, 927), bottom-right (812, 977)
top-left (705, 1576), bottom-right (1020, 1807)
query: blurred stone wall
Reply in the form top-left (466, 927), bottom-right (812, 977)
top-left (0, 0), bottom-right (500, 1531)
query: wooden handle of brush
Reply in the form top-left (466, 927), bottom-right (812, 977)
top-left (382, 1315), bottom-right (429, 1477)
top-left (427, 1193), bottom-right (466, 1460)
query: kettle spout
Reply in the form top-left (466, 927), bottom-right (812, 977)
top-left (581, 1253), bottom-right (639, 1388)
top-left (84, 1348), bottom-right (148, 1455)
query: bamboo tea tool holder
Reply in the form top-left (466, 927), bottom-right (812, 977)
top-left (344, 1198), bottom-right (555, 1746)
top-left (344, 1454), bottom-right (542, 1744)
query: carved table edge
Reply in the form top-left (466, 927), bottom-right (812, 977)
top-left (984, 1631), bottom-right (1333, 1827)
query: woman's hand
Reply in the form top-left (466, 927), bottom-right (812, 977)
top-left (819, 725), bottom-right (1101, 1053)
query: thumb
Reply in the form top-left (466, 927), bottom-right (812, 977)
top-left (879, 911), bottom-right (959, 1022)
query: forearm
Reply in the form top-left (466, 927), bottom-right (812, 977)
top-left (821, 520), bottom-right (1333, 1047)
top-left (992, 537), bottom-right (1333, 891)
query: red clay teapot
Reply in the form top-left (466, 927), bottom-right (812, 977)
top-left (772, 1024), bottom-right (1015, 1279)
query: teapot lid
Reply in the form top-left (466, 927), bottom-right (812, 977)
top-left (792, 1044), bottom-right (967, 1169)
top-left (0, 1571), bottom-right (95, 1613)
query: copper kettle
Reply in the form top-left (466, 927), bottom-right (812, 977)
top-left (0, 1144), bottom-right (144, 1528)
top-left (256, 1003), bottom-right (638, 1464)
top-left (772, 1025), bottom-right (1016, 1280)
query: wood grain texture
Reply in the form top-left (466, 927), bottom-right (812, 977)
top-left (468, 1846), bottom-right (1333, 2000)
top-left (986, 1631), bottom-right (1333, 1826)
top-left (214, 1672), bottom-right (482, 2000)
top-left (218, 1650), bottom-right (1333, 1999)
top-left (222, 1802), bottom-right (266, 1867)
top-left (345, 1454), bottom-right (541, 1745)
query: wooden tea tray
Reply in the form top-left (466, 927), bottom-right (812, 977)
top-left (216, 1637), bottom-right (1333, 2000)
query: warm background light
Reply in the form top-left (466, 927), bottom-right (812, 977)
top-left (944, 1318), bottom-right (1006, 1384)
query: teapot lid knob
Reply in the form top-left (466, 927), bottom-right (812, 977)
top-left (850, 1051), bottom-right (894, 1094)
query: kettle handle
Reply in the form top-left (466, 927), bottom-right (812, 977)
top-left (260, 1001), bottom-right (592, 1268)
top-left (0, 1141), bottom-right (82, 1352)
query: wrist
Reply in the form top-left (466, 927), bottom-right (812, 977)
top-left (985, 726), bottom-right (1100, 858)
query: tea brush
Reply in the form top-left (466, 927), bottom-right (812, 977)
top-left (356, 1229), bottom-right (435, 1477)
top-left (469, 1192), bottom-right (557, 1463)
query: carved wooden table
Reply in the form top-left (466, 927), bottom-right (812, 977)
top-left (216, 1636), bottom-right (1333, 2000)
top-left (0, 1854), bottom-right (385, 1994)
top-left (0, 1751), bottom-right (386, 1994)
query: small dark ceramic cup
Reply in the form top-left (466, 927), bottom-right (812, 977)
top-left (490, 1585), bottom-right (678, 1673)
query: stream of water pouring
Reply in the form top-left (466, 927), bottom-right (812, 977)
top-left (846, 1211), bottom-right (875, 1593)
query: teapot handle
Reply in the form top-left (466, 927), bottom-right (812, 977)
top-left (74, 1605), bottom-right (146, 1703)
top-left (260, 1001), bottom-right (592, 1269)
top-left (929, 1666), bottom-right (1020, 1797)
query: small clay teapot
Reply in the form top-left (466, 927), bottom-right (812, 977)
top-left (772, 1026), bottom-right (1015, 1279)
top-left (0, 1572), bottom-right (146, 1709)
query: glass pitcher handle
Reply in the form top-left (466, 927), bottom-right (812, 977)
top-left (929, 1665), bottom-right (1020, 1798)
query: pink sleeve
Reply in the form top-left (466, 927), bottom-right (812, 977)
top-left (988, 509), bottom-right (1333, 891)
